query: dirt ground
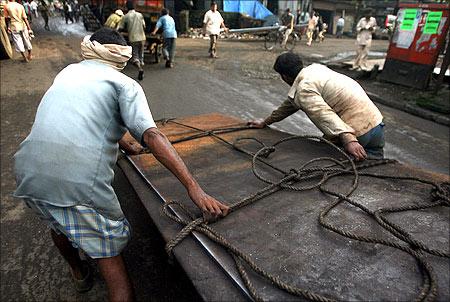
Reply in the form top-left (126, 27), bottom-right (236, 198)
top-left (1, 16), bottom-right (449, 301)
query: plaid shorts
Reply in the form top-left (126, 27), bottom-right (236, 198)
top-left (23, 199), bottom-right (131, 259)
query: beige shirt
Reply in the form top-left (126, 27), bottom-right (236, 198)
top-left (4, 1), bottom-right (27, 32)
top-left (266, 64), bottom-right (383, 144)
top-left (119, 10), bottom-right (146, 43)
top-left (356, 17), bottom-right (377, 46)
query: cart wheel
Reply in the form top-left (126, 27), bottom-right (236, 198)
top-left (286, 34), bottom-right (296, 51)
top-left (264, 32), bottom-right (277, 51)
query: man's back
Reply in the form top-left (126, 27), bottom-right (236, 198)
top-left (5, 1), bottom-right (26, 31)
top-left (14, 60), bottom-right (155, 218)
top-left (121, 10), bottom-right (146, 42)
top-left (157, 14), bottom-right (177, 38)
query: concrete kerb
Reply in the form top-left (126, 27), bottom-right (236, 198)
top-left (366, 91), bottom-right (450, 127)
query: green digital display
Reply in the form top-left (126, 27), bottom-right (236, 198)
top-left (423, 11), bottom-right (443, 34)
top-left (400, 9), bottom-right (418, 31)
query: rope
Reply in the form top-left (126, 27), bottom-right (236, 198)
top-left (145, 119), bottom-right (449, 302)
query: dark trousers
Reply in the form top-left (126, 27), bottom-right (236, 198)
top-left (163, 38), bottom-right (176, 62)
top-left (209, 34), bottom-right (218, 55)
top-left (357, 122), bottom-right (385, 159)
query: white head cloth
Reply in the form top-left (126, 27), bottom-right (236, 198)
top-left (80, 35), bottom-right (132, 71)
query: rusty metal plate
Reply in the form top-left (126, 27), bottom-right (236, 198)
top-left (123, 113), bottom-right (449, 301)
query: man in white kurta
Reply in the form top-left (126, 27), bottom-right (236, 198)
top-left (352, 12), bottom-right (377, 71)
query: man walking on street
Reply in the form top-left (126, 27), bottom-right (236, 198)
top-left (352, 11), bottom-right (377, 71)
top-left (203, 2), bottom-right (227, 58)
top-left (249, 53), bottom-right (385, 161)
top-left (306, 11), bottom-right (317, 46)
top-left (336, 16), bottom-right (344, 38)
top-left (4, 0), bottom-right (33, 62)
top-left (30, 0), bottom-right (38, 17)
top-left (39, 0), bottom-right (49, 30)
top-left (104, 9), bottom-right (123, 30)
top-left (280, 8), bottom-right (294, 49)
top-left (151, 7), bottom-right (177, 68)
top-left (13, 27), bottom-right (229, 302)
top-left (119, 0), bottom-right (146, 80)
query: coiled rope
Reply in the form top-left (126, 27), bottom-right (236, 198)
top-left (148, 119), bottom-right (450, 302)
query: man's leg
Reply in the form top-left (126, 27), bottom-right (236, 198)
top-left (352, 45), bottom-right (363, 69)
top-left (98, 255), bottom-right (134, 302)
top-left (306, 29), bottom-right (313, 46)
top-left (281, 28), bottom-right (292, 48)
top-left (209, 35), bottom-right (214, 55)
top-left (210, 35), bottom-right (218, 57)
top-left (169, 38), bottom-right (175, 64)
top-left (50, 229), bottom-right (87, 280)
top-left (12, 32), bottom-right (28, 62)
top-left (360, 45), bottom-right (369, 70)
top-left (357, 123), bottom-right (385, 159)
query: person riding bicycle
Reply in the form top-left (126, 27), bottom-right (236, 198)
top-left (280, 8), bottom-right (294, 49)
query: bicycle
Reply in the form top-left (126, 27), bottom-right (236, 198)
top-left (264, 26), bottom-right (298, 51)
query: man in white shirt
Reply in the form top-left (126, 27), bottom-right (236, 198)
top-left (30, 0), bottom-right (38, 17)
top-left (336, 16), bottom-right (344, 38)
top-left (352, 11), bottom-right (377, 71)
top-left (306, 11), bottom-right (318, 46)
top-left (202, 2), bottom-right (227, 58)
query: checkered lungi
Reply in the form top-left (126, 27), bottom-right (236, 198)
top-left (23, 199), bottom-right (131, 259)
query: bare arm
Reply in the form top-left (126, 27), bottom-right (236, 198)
top-left (142, 128), bottom-right (229, 217)
top-left (22, 7), bottom-right (31, 30)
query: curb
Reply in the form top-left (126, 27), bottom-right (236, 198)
top-left (367, 91), bottom-right (450, 127)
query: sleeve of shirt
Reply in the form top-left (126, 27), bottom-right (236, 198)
top-left (203, 12), bottom-right (208, 24)
top-left (118, 81), bottom-right (157, 143)
top-left (156, 18), bottom-right (162, 30)
top-left (264, 98), bottom-right (300, 125)
top-left (295, 81), bottom-right (357, 142)
top-left (356, 19), bottom-right (363, 32)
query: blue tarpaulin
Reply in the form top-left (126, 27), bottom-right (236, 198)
top-left (223, 0), bottom-right (273, 20)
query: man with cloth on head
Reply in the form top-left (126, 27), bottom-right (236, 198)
top-left (248, 52), bottom-right (385, 161)
top-left (119, 0), bottom-right (146, 80)
top-left (104, 9), bottom-right (124, 30)
top-left (13, 27), bottom-right (229, 301)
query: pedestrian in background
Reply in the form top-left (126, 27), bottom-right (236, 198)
top-left (39, 0), bottom-right (49, 30)
top-left (336, 16), bottom-right (344, 38)
top-left (151, 7), bottom-right (177, 68)
top-left (352, 10), bottom-right (377, 71)
top-left (202, 1), bottom-right (227, 58)
top-left (4, 0), bottom-right (33, 62)
top-left (23, 0), bottom-right (32, 22)
top-left (64, 1), bottom-right (74, 24)
top-left (306, 11), bottom-right (317, 46)
top-left (104, 9), bottom-right (123, 30)
top-left (280, 8), bottom-right (294, 49)
top-left (318, 18), bottom-right (327, 43)
top-left (119, 0), bottom-right (146, 80)
top-left (30, 0), bottom-right (38, 17)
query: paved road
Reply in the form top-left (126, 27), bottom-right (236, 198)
top-left (1, 18), bottom-right (448, 301)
